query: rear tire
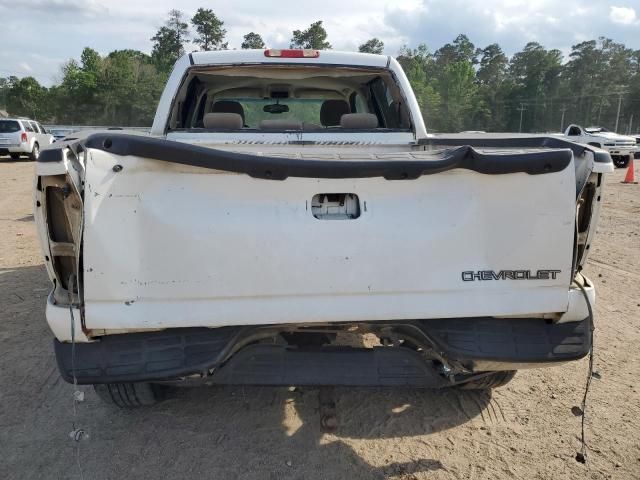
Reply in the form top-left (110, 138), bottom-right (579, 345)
top-left (29, 143), bottom-right (39, 161)
top-left (10, 153), bottom-right (20, 160)
top-left (93, 382), bottom-right (161, 408)
top-left (613, 155), bottom-right (629, 168)
top-left (457, 370), bottom-right (516, 390)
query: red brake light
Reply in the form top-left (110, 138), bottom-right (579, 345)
top-left (21, 132), bottom-right (28, 142)
top-left (264, 49), bottom-right (320, 58)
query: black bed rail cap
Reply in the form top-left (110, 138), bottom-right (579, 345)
top-left (420, 135), bottom-right (612, 164)
top-left (65, 132), bottom-right (575, 180)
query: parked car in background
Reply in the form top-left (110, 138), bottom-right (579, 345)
top-left (564, 124), bottom-right (637, 167)
top-left (49, 128), bottom-right (77, 142)
top-left (0, 118), bottom-right (54, 160)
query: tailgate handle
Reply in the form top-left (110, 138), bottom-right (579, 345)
top-left (311, 193), bottom-right (360, 220)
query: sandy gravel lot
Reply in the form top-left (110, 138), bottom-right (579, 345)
top-left (0, 158), bottom-right (638, 479)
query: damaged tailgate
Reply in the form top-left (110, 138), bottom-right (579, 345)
top-left (38, 134), bottom-right (593, 332)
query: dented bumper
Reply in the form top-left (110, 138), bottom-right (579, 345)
top-left (54, 316), bottom-right (592, 386)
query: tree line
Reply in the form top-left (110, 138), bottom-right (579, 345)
top-left (398, 35), bottom-right (640, 133)
top-left (0, 9), bottom-right (638, 133)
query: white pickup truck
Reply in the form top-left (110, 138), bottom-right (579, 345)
top-left (35, 49), bottom-right (613, 407)
top-left (564, 124), bottom-right (637, 168)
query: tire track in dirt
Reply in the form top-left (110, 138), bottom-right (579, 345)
top-left (587, 257), bottom-right (640, 279)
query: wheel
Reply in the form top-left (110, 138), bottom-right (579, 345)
top-left (93, 382), bottom-right (162, 408)
top-left (10, 153), bottom-right (20, 160)
top-left (29, 143), bottom-right (39, 161)
top-left (456, 370), bottom-right (516, 390)
top-left (613, 155), bottom-right (629, 168)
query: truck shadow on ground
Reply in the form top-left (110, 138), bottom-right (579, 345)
top-left (89, 384), bottom-right (492, 478)
top-left (1, 264), bottom-right (493, 479)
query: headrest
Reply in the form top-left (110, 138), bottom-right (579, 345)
top-left (340, 113), bottom-right (379, 129)
top-left (320, 100), bottom-right (350, 126)
top-left (259, 119), bottom-right (303, 130)
top-left (212, 100), bottom-right (245, 122)
top-left (203, 113), bottom-right (243, 130)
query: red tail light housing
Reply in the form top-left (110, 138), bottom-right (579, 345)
top-left (264, 49), bottom-right (320, 58)
top-left (21, 132), bottom-right (28, 143)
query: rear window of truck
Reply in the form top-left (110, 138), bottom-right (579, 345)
top-left (0, 121), bottom-right (21, 133)
top-left (171, 65), bottom-right (412, 132)
top-left (218, 98), bottom-right (324, 129)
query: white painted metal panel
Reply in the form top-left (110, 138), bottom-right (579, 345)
top-left (82, 150), bottom-right (576, 330)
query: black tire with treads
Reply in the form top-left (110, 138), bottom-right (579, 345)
top-left (93, 382), bottom-right (160, 408)
top-left (612, 155), bottom-right (629, 168)
top-left (457, 370), bottom-right (517, 390)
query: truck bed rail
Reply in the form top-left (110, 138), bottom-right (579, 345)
top-left (40, 132), bottom-right (573, 180)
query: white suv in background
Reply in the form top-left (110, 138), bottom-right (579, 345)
top-left (0, 118), bottom-right (54, 160)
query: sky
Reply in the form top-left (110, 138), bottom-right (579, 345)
top-left (0, 0), bottom-right (638, 86)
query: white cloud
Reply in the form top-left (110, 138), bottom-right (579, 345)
top-left (1, 0), bottom-right (108, 17)
top-left (386, 0), bottom-right (640, 56)
top-left (609, 6), bottom-right (637, 25)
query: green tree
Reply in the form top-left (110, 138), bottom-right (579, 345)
top-left (49, 48), bottom-right (165, 126)
top-left (98, 50), bottom-right (165, 126)
top-left (396, 44), bottom-right (441, 129)
top-left (290, 21), bottom-right (331, 49)
top-left (79, 48), bottom-right (101, 119)
top-left (477, 44), bottom-right (508, 86)
top-left (56, 60), bottom-right (84, 122)
top-left (562, 38), bottom-right (636, 129)
top-left (359, 38), bottom-right (384, 54)
top-left (151, 9), bottom-right (189, 73)
top-left (401, 36), bottom-right (482, 132)
top-left (49, 48), bottom-right (103, 123)
top-left (191, 8), bottom-right (227, 51)
top-left (475, 44), bottom-right (509, 130)
top-left (241, 32), bottom-right (265, 49)
top-left (435, 60), bottom-right (478, 131)
top-left (0, 77), bottom-right (16, 109)
top-left (435, 34), bottom-right (477, 67)
top-left (507, 42), bottom-right (563, 131)
top-left (396, 44), bottom-right (435, 79)
top-left (81, 48), bottom-right (101, 78)
top-left (6, 76), bottom-right (48, 119)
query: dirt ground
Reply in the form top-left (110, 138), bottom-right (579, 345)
top-left (0, 158), bottom-right (638, 480)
